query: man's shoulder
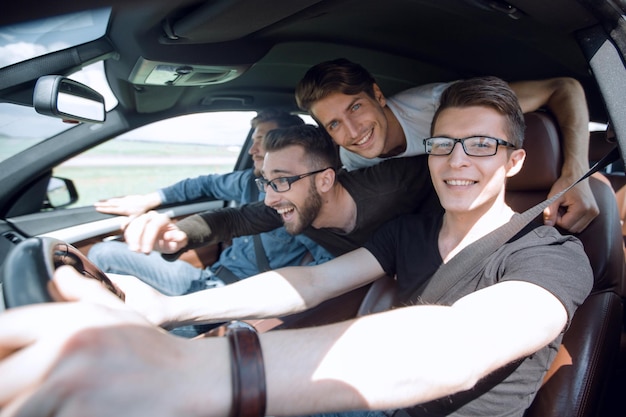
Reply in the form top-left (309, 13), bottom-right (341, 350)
top-left (509, 223), bottom-right (584, 250)
top-left (389, 81), bottom-right (455, 103)
top-left (186, 168), bottom-right (255, 185)
top-left (214, 168), bottom-right (259, 204)
top-left (220, 168), bottom-right (255, 179)
top-left (338, 146), bottom-right (381, 170)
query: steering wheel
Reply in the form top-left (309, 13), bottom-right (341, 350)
top-left (3, 236), bottom-right (124, 308)
top-left (2, 237), bottom-right (266, 416)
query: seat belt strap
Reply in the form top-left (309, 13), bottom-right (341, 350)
top-left (213, 264), bottom-right (242, 285)
top-left (253, 234), bottom-right (271, 272)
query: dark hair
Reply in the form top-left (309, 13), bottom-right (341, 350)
top-left (432, 76), bottom-right (525, 148)
top-left (251, 109), bottom-right (305, 129)
top-left (295, 58), bottom-right (377, 112)
top-left (263, 125), bottom-right (341, 170)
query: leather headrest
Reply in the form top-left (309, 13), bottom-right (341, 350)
top-left (507, 112), bottom-right (563, 191)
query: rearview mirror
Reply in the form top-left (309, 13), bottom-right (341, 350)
top-left (33, 75), bottom-right (105, 123)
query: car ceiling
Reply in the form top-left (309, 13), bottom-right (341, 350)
top-left (0, 0), bottom-right (613, 121)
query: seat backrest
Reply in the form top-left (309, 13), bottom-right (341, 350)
top-left (508, 112), bottom-right (624, 417)
top-left (357, 111), bottom-right (625, 416)
top-left (589, 129), bottom-right (626, 254)
top-left (506, 111), bottom-right (624, 295)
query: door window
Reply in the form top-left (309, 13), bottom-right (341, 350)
top-left (52, 111), bottom-right (256, 207)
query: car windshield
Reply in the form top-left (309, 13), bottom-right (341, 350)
top-left (0, 8), bottom-right (111, 69)
top-left (0, 8), bottom-right (116, 163)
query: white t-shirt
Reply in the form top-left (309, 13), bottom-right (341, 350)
top-left (339, 81), bottom-right (453, 171)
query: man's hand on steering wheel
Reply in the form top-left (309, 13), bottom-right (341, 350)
top-left (0, 273), bottom-right (225, 417)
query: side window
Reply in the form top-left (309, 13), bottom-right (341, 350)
top-left (52, 112), bottom-right (256, 208)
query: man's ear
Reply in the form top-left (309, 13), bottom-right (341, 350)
top-left (372, 83), bottom-right (386, 107)
top-left (316, 167), bottom-right (336, 193)
top-left (505, 149), bottom-right (526, 178)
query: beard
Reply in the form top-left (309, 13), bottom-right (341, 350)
top-left (284, 184), bottom-right (323, 235)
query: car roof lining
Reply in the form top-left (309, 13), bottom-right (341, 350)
top-left (0, 0), bottom-right (610, 121)
top-left (160, 0), bottom-right (325, 44)
top-left (110, 0), bottom-right (601, 108)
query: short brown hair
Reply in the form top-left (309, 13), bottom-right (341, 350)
top-left (295, 58), bottom-right (377, 112)
top-left (263, 125), bottom-right (341, 170)
top-left (251, 109), bottom-right (305, 129)
top-left (432, 76), bottom-right (525, 148)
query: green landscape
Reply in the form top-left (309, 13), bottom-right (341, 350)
top-left (60, 140), bottom-right (239, 207)
top-left (3, 138), bottom-right (240, 208)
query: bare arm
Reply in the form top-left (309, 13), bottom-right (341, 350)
top-left (121, 201), bottom-right (284, 257)
top-left (111, 248), bottom-right (385, 328)
top-left (510, 78), bottom-right (598, 232)
top-left (157, 201), bottom-right (285, 259)
top-left (262, 280), bottom-right (567, 415)
top-left (0, 274), bottom-right (566, 417)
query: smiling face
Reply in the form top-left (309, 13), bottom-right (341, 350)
top-left (309, 85), bottom-right (390, 159)
top-left (428, 106), bottom-right (525, 218)
top-left (261, 145), bottom-right (324, 235)
top-left (248, 121), bottom-right (280, 176)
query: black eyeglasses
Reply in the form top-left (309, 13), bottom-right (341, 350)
top-left (255, 167), bottom-right (333, 193)
top-left (423, 136), bottom-right (517, 157)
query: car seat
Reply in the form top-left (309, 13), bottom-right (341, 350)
top-left (589, 128), bottom-right (626, 255)
top-left (510, 112), bottom-right (624, 417)
top-left (357, 111), bottom-right (625, 417)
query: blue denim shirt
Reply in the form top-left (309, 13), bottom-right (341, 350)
top-left (159, 169), bottom-right (334, 278)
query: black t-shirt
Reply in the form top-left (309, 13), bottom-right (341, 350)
top-left (304, 154), bottom-right (439, 255)
top-left (179, 155), bottom-right (440, 257)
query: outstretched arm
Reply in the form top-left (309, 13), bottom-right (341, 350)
top-left (108, 247), bottom-right (384, 328)
top-left (172, 201), bottom-right (285, 255)
top-left (263, 280), bottom-right (567, 415)
top-left (510, 77), bottom-right (598, 232)
top-left (0, 273), bottom-right (567, 417)
top-left (121, 201), bottom-right (284, 259)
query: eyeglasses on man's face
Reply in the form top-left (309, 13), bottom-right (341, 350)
top-left (423, 136), bottom-right (517, 157)
top-left (255, 167), bottom-right (333, 193)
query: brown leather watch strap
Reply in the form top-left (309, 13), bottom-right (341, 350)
top-left (226, 321), bottom-right (267, 417)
